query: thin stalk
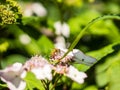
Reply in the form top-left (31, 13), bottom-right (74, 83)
top-left (0, 61), bottom-right (1, 69)
top-left (46, 80), bottom-right (52, 90)
top-left (51, 75), bottom-right (62, 90)
top-left (46, 82), bottom-right (50, 90)
top-left (0, 56), bottom-right (2, 69)
top-left (41, 80), bottom-right (48, 90)
top-left (61, 15), bottom-right (120, 59)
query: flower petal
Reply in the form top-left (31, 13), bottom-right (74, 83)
top-left (31, 64), bottom-right (52, 80)
top-left (0, 63), bottom-right (26, 90)
top-left (65, 66), bottom-right (87, 84)
top-left (24, 55), bottom-right (52, 80)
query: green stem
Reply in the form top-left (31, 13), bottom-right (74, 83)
top-left (46, 82), bottom-right (50, 90)
top-left (50, 75), bottom-right (62, 90)
top-left (41, 80), bottom-right (48, 90)
top-left (0, 56), bottom-right (2, 69)
top-left (61, 15), bottom-right (120, 58)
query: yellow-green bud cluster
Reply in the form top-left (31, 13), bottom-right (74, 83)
top-left (0, 0), bottom-right (22, 25)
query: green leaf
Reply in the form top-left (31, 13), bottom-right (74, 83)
top-left (95, 51), bottom-right (120, 88)
top-left (90, 20), bottom-right (120, 42)
top-left (24, 72), bottom-right (45, 90)
top-left (107, 58), bottom-right (120, 90)
top-left (37, 35), bottom-right (54, 55)
top-left (71, 82), bottom-right (85, 90)
top-left (62, 15), bottom-right (120, 59)
top-left (84, 85), bottom-right (98, 90)
top-left (22, 17), bottom-right (41, 25)
top-left (68, 10), bottom-right (100, 34)
top-left (86, 42), bottom-right (120, 60)
top-left (1, 54), bottom-right (27, 68)
top-left (23, 38), bottom-right (41, 55)
top-left (96, 70), bottom-right (108, 87)
top-left (74, 42), bottom-right (120, 72)
top-left (0, 41), bottom-right (9, 53)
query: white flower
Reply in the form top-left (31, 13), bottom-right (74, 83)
top-left (23, 4), bottom-right (33, 17)
top-left (31, 3), bottom-right (47, 17)
top-left (0, 63), bottom-right (26, 90)
top-left (31, 65), bottom-right (52, 80)
top-left (19, 34), bottom-right (31, 45)
top-left (23, 2), bottom-right (47, 17)
top-left (65, 65), bottom-right (87, 84)
top-left (24, 55), bottom-right (52, 80)
top-left (54, 36), bottom-right (66, 49)
top-left (54, 21), bottom-right (70, 38)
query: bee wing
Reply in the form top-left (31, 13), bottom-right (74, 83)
top-left (72, 49), bottom-right (97, 66)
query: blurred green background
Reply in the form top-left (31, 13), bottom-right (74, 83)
top-left (0, 0), bottom-right (120, 90)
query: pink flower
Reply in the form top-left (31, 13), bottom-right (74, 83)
top-left (0, 63), bottom-right (26, 90)
top-left (24, 55), bottom-right (52, 80)
top-left (50, 48), bottom-right (96, 66)
top-left (50, 48), bottom-right (73, 65)
top-left (52, 64), bottom-right (87, 84)
top-left (65, 65), bottom-right (87, 84)
top-left (52, 64), bottom-right (68, 74)
top-left (50, 48), bottom-right (87, 84)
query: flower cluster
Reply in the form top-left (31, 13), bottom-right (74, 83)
top-left (0, 48), bottom-right (92, 90)
top-left (50, 48), bottom-right (87, 84)
top-left (24, 56), bottom-right (52, 80)
top-left (0, 0), bottom-right (22, 25)
top-left (54, 21), bottom-right (70, 49)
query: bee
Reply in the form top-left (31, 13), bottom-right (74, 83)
top-left (50, 48), bottom-right (97, 66)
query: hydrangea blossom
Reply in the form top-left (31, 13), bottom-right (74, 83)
top-left (52, 64), bottom-right (87, 84)
top-left (23, 55), bottom-right (52, 80)
top-left (52, 64), bottom-right (68, 74)
top-left (50, 48), bottom-right (96, 66)
top-left (0, 48), bottom-right (92, 89)
top-left (50, 48), bottom-right (87, 84)
top-left (0, 63), bottom-right (26, 90)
